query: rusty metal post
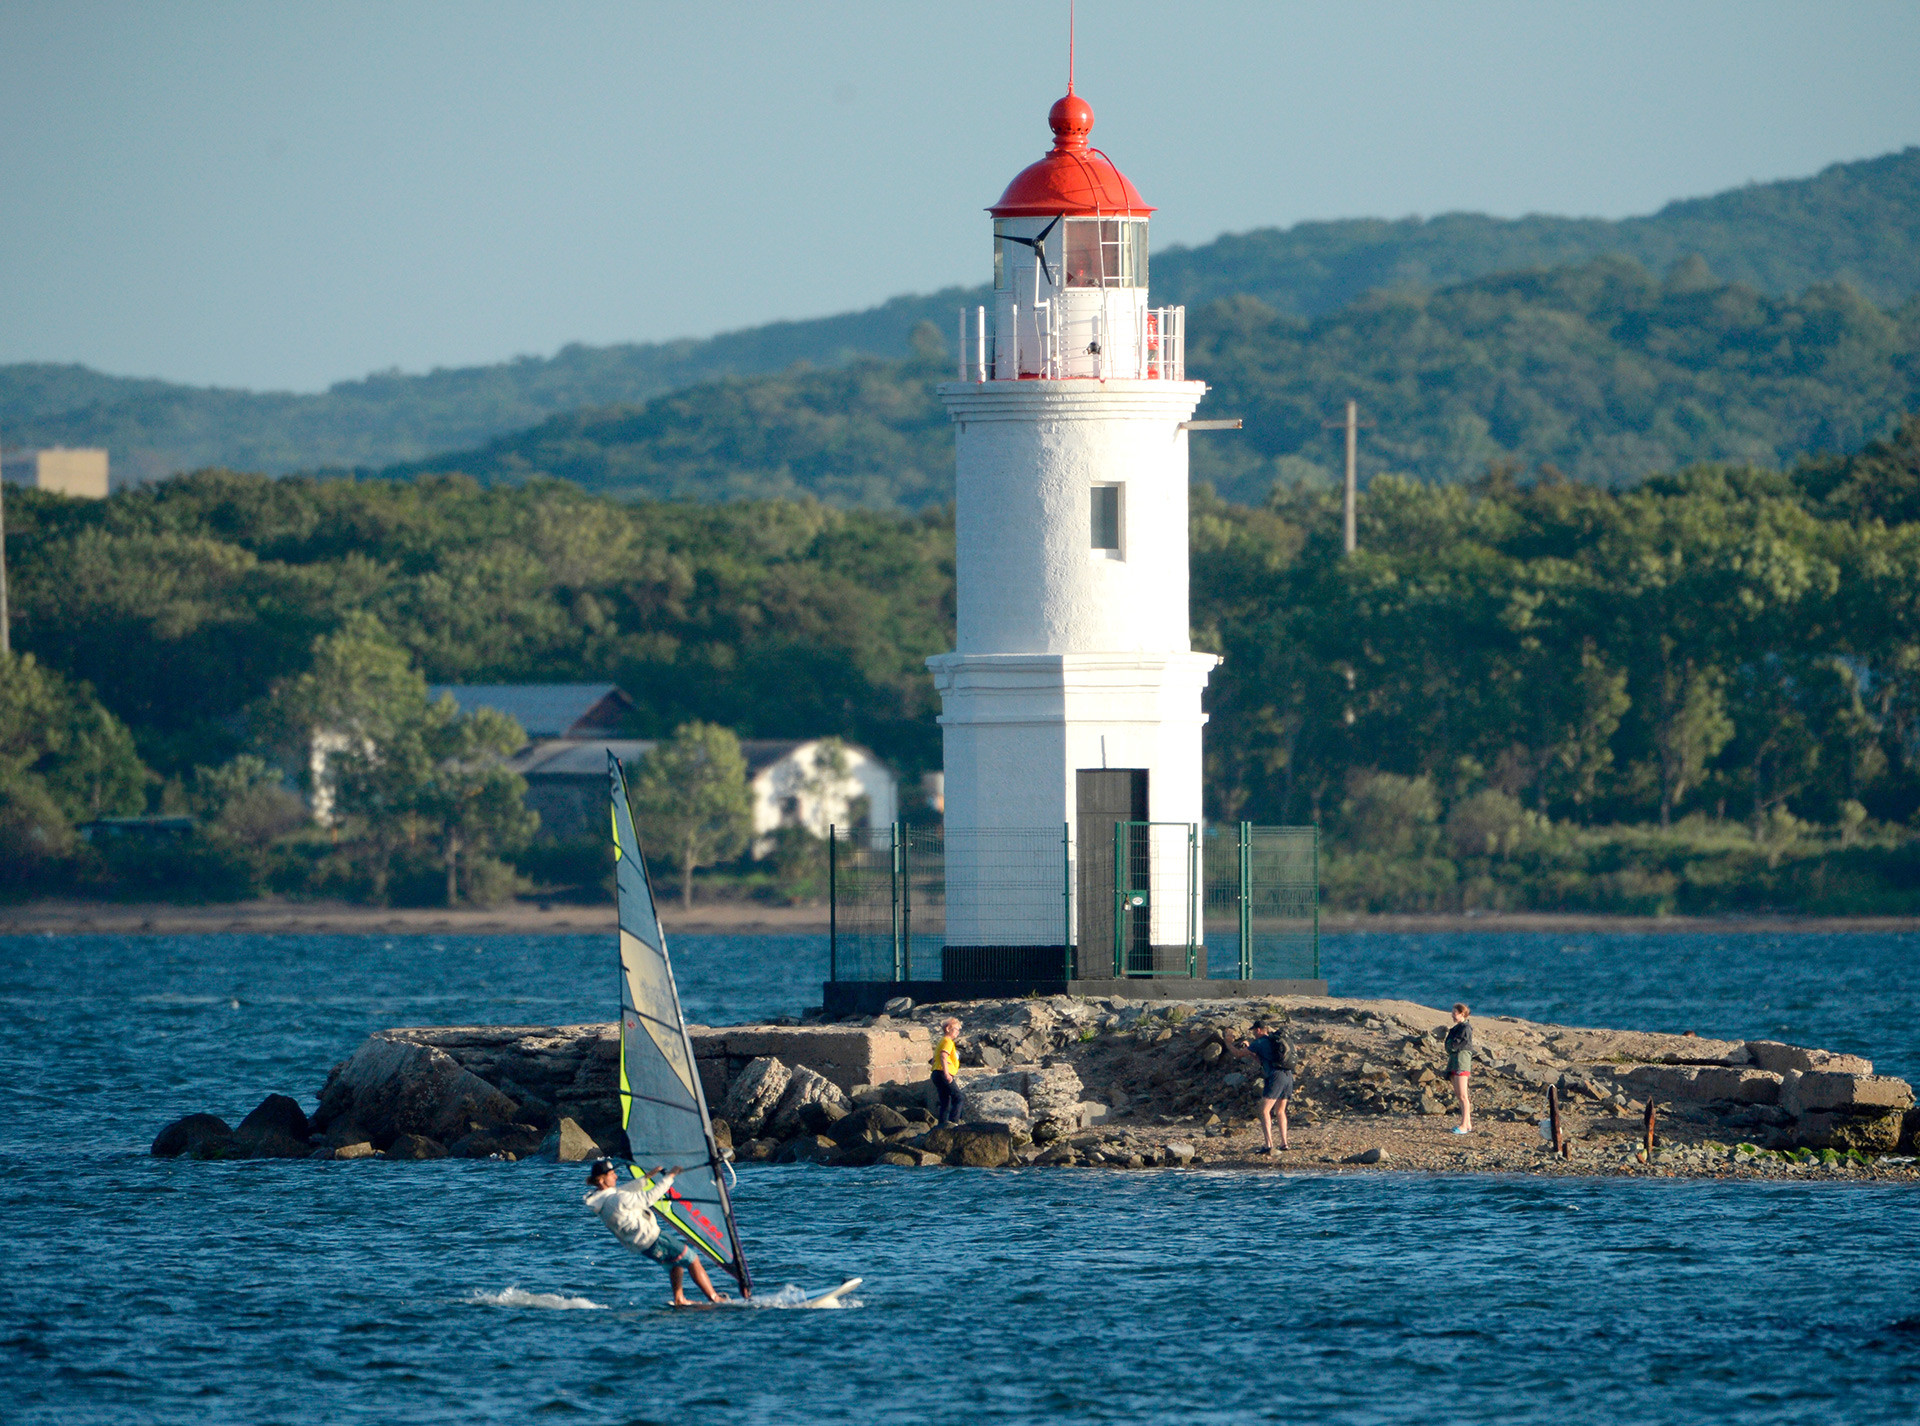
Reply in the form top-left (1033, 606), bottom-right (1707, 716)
top-left (1644, 1098), bottom-right (1657, 1157)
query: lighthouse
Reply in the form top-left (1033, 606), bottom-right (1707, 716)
top-left (930, 85), bottom-right (1218, 978)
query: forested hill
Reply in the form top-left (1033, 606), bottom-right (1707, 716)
top-left (4, 147), bottom-right (1918, 484)
top-left (393, 258), bottom-right (1920, 507)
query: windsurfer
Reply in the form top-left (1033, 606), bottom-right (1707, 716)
top-left (584, 1158), bottom-right (729, 1306)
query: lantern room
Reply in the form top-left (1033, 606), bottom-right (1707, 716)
top-left (965, 92), bottom-right (1184, 382)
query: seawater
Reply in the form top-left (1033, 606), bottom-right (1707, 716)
top-left (2, 930), bottom-right (1917, 1423)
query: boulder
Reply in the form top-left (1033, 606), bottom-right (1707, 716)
top-left (1617, 1065), bottom-right (1784, 1105)
top-left (312, 1034), bottom-right (521, 1149)
top-left (882, 996), bottom-right (914, 1016)
top-left (450, 1123), bottom-right (545, 1159)
top-left (236, 1094), bottom-right (310, 1143)
top-left (230, 1094), bottom-right (314, 1159)
top-left (388, 1133), bottom-right (450, 1160)
top-left (1745, 1042), bottom-right (1873, 1077)
top-left (877, 1079), bottom-right (935, 1111)
top-left (767, 1066), bottom-right (851, 1140)
top-left (963, 1088), bottom-right (1031, 1132)
top-left (795, 1100), bottom-right (850, 1135)
top-left (1795, 1108), bottom-right (1907, 1153)
top-left (947, 1128), bottom-right (1016, 1168)
top-left (709, 1119), bottom-right (733, 1155)
top-left (537, 1117), bottom-right (600, 1163)
top-left (876, 1150), bottom-right (920, 1167)
top-left (1164, 1141), bottom-right (1196, 1166)
top-left (1023, 1065), bottom-right (1084, 1118)
top-left (829, 1104), bottom-right (910, 1148)
top-left (1901, 1107), bottom-right (1920, 1154)
top-left (151, 1113), bottom-right (233, 1159)
top-left (1781, 1072), bottom-right (1914, 1117)
top-left (781, 1134), bottom-right (840, 1164)
top-left (333, 1141), bottom-right (376, 1160)
top-left (1343, 1147), bottom-right (1390, 1165)
top-left (719, 1057), bottom-right (791, 1138)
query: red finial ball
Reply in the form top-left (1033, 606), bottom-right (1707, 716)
top-left (1048, 93), bottom-right (1093, 150)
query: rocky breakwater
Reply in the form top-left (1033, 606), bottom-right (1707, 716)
top-left (151, 996), bottom-right (1917, 1177)
top-left (150, 1020), bottom-right (933, 1164)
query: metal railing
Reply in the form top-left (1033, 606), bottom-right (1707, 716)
top-left (957, 302), bottom-right (1185, 382)
top-left (830, 820), bottom-right (1318, 985)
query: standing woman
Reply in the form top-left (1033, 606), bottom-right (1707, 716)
top-left (930, 1017), bottom-right (965, 1127)
top-left (1445, 1003), bottom-right (1475, 1134)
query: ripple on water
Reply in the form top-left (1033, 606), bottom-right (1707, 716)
top-left (1, 932), bottom-right (1918, 1424)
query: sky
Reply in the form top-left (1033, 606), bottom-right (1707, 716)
top-left (2, 0), bottom-right (1918, 393)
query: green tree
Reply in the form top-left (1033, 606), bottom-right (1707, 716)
top-left (417, 705), bottom-right (537, 906)
top-left (1648, 654), bottom-right (1735, 827)
top-left (630, 722), bottom-right (752, 908)
top-left (0, 649), bottom-right (146, 824)
top-left (258, 618), bottom-right (534, 903)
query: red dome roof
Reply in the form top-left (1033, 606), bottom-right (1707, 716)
top-left (989, 93), bottom-right (1153, 218)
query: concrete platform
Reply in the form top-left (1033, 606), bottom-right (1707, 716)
top-left (822, 978), bottom-right (1329, 1017)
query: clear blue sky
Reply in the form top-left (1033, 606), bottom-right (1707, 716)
top-left (3, 0), bottom-right (1917, 392)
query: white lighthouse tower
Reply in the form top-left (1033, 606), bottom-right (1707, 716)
top-left (931, 85), bottom-right (1217, 978)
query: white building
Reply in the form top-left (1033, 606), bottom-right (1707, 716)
top-left (1, 446), bottom-right (109, 499)
top-left (507, 733), bottom-right (896, 850)
top-left (929, 86), bottom-right (1217, 973)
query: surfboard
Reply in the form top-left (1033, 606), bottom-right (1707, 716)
top-left (802, 1277), bottom-right (862, 1308)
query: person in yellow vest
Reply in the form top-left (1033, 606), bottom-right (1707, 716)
top-left (929, 1017), bottom-right (965, 1126)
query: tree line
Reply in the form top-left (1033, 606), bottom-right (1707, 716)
top-left (1, 414), bottom-right (1916, 910)
top-left (398, 258), bottom-right (1920, 508)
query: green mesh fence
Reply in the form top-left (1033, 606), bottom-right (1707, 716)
top-left (831, 821), bottom-right (1316, 984)
top-left (1202, 823), bottom-right (1320, 979)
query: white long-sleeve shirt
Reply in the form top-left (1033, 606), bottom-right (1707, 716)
top-left (584, 1172), bottom-right (676, 1252)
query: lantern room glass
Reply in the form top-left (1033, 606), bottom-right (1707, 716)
top-left (994, 217), bottom-right (1147, 291)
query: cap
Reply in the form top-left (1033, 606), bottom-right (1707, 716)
top-left (586, 1158), bottom-right (616, 1178)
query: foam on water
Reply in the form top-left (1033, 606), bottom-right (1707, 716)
top-left (737, 1283), bottom-right (862, 1309)
top-left (467, 1287), bottom-right (607, 1311)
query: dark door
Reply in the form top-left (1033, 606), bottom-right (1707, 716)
top-left (1076, 768), bottom-right (1148, 976)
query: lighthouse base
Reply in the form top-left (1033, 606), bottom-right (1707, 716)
top-left (822, 976), bottom-right (1331, 1018)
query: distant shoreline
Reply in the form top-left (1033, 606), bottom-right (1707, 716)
top-left (1, 899), bottom-right (1915, 938)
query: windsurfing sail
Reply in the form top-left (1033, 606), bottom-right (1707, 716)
top-left (608, 751), bottom-right (753, 1296)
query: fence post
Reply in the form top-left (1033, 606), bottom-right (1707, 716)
top-left (1187, 822), bottom-right (1198, 977)
top-left (901, 821), bottom-right (913, 982)
top-left (890, 822), bottom-right (904, 983)
top-left (1238, 821), bottom-right (1252, 980)
top-left (1311, 826), bottom-right (1322, 980)
top-left (1112, 821), bottom-right (1125, 978)
top-left (1062, 821), bottom-right (1073, 982)
top-left (828, 825), bottom-right (837, 982)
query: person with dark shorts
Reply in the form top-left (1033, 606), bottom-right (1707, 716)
top-left (1444, 1003), bottom-right (1475, 1134)
top-left (1232, 1018), bottom-right (1295, 1153)
top-left (930, 1017), bottom-right (965, 1126)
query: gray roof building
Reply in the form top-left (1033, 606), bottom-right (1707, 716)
top-left (427, 684), bottom-right (633, 740)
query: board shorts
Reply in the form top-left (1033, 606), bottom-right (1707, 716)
top-left (1262, 1070), bottom-right (1295, 1102)
top-left (637, 1231), bottom-right (697, 1269)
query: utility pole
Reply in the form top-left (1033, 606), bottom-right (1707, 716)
top-left (1323, 400), bottom-right (1373, 556)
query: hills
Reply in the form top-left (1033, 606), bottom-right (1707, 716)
top-left (4, 147), bottom-right (1919, 488)
top-left (395, 257), bottom-right (1920, 507)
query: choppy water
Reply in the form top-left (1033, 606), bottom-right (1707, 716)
top-left (2, 929), bottom-right (1917, 1423)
